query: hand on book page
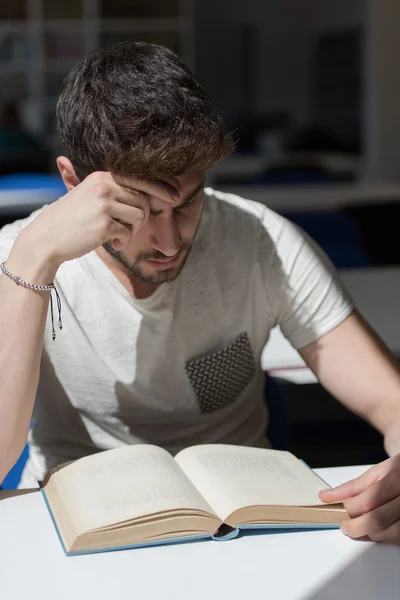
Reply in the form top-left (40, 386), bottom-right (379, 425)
top-left (319, 455), bottom-right (400, 545)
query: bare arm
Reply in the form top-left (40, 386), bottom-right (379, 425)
top-left (299, 310), bottom-right (400, 456)
top-left (0, 171), bottom-right (177, 483)
top-left (0, 241), bottom-right (58, 481)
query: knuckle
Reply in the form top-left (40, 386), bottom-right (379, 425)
top-left (343, 497), bottom-right (356, 514)
top-left (132, 208), bottom-right (146, 231)
top-left (87, 171), bottom-right (105, 183)
top-left (361, 497), bottom-right (376, 514)
top-left (389, 466), bottom-right (400, 487)
top-left (93, 170), bottom-right (108, 179)
top-left (98, 215), bottom-right (111, 233)
top-left (369, 512), bottom-right (386, 532)
top-left (136, 207), bottom-right (146, 223)
top-left (96, 197), bottom-right (109, 215)
top-left (342, 521), bottom-right (356, 537)
top-left (93, 182), bottom-right (112, 198)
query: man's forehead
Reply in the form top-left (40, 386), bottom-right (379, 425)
top-left (150, 175), bottom-right (205, 213)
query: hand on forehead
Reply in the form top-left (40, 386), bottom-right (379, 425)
top-left (112, 173), bottom-right (179, 205)
top-left (113, 172), bottom-right (204, 208)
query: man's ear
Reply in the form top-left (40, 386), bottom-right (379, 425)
top-left (57, 156), bottom-right (80, 191)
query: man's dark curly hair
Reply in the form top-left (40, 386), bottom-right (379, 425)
top-left (56, 42), bottom-right (235, 181)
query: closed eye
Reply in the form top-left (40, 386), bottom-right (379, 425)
top-left (149, 185), bottom-right (203, 217)
top-left (174, 194), bottom-right (198, 213)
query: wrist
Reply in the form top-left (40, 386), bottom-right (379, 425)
top-left (384, 410), bottom-right (400, 456)
top-left (5, 234), bottom-right (61, 285)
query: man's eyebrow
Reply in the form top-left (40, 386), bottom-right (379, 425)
top-left (175, 181), bottom-right (205, 208)
top-left (150, 180), bottom-right (205, 215)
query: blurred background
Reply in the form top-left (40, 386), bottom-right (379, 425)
top-left (1, 0), bottom-right (400, 487)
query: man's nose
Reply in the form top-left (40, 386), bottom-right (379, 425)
top-left (151, 216), bottom-right (182, 257)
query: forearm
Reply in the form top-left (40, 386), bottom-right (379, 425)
top-left (300, 312), bottom-right (400, 452)
top-left (0, 237), bottom-right (58, 481)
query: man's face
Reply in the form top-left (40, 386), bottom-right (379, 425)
top-left (103, 172), bottom-right (205, 284)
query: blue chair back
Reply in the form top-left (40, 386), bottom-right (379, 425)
top-left (0, 173), bottom-right (66, 193)
top-left (0, 444), bottom-right (29, 490)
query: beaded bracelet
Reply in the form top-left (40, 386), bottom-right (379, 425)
top-left (0, 261), bottom-right (62, 340)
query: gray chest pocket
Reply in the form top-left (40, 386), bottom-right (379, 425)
top-left (185, 332), bottom-right (256, 414)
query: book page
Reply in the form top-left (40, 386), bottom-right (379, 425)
top-left (175, 445), bottom-right (329, 521)
top-left (47, 445), bottom-right (217, 534)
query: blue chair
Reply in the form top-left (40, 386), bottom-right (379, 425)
top-left (0, 173), bottom-right (66, 194)
top-left (0, 444), bottom-right (29, 490)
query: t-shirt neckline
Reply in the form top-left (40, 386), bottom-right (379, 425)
top-left (87, 250), bottom-right (172, 308)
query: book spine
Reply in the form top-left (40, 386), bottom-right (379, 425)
top-left (211, 525), bottom-right (239, 541)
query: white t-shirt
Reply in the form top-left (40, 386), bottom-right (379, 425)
top-left (0, 188), bottom-right (354, 487)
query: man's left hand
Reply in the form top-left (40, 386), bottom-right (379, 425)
top-left (319, 454), bottom-right (400, 544)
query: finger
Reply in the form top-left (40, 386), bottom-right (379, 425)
top-left (109, 196), bottom-right (149, 234)
top-left (106, 181), bottom-right (151, 215)
top-left (343, 472), bottom-right (400, 517)
top-left (108, 220), bottom-right (132, 250)
top-left (319, 464), bottom-right (383, 503)
top-left (89, 175), bottom-right (150, 215)
top-left (341, 495), bottom-right (400, 539)
top-left (114, 175), bottom-right (179, 204)
top-left (369, 520), bottom-right (400, 545)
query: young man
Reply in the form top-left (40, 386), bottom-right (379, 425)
top-left (1, 42), bottom-right (400, 544)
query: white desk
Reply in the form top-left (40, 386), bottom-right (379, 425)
top-left (262, 267), bottom-right (400, 384)
top-left (1, 465), bottom-right (400, 600)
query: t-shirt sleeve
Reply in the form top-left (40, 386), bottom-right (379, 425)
top-left (260, 208), bottom-right (355, 350)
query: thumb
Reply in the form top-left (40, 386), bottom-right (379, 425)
top-left (319, 465), bottom-right (380, 503)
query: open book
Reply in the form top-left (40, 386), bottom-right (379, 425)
top-left (41, 444), bottom-right (348, 555)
